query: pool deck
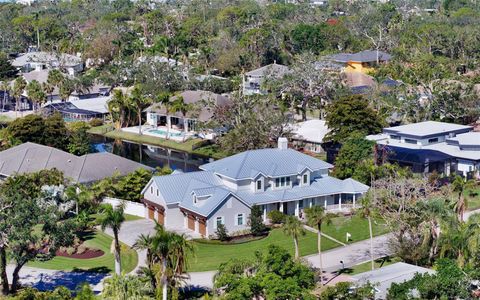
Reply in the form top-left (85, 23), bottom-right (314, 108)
top-left (121, 125), bottom-right (195, 142)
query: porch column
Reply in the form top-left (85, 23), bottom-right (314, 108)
top-left (338, 194), bottom-right (342, 210)
top-left (309, 198), bottom-right (313, 208)
top-left (280, 202), bottom-right (285, 213)
top-left (324, 197), bottom-right (327, 209)
top-left (353, 194), bottom-right (356, 208)
top-left (183, 214), bottom-right (188, 229)
top-left (295, 201), bottom-right (299, 217)
top-left (194, 217), bottom-right (199, 233)
top-left (263, 205), bottom-right (267, 222)
top-left (184, 118), bottom-right (189, 133)
top-left (167, 115), bottom-right (171, 129)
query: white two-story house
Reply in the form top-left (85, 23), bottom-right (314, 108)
top-left (141, 138), bottom-right (369, 238)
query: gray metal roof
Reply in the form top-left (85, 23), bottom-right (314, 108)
top-left (200, 148), bottom-right (333, 180)
top-left (332, 50), bottom-right (392, 63)
top-left (245, 63), bottom-right (290, 77)
top-left (352, 262), bottom-right (434, 299)
top-left (383, 121), bottom-right (472, 139)
top-left (12, 52), bottom-right (82, 67)
top-left (145, 148), bottom-right (366, 217)
top-left (0, 142), bottom-right (152, 183)
top-left (446, 132), bottom-right (480, 147)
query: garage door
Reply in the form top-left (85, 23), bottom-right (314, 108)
top-left (187, 215), bottom-right (195, 230)
top-left (199, 219), bottom-right (206, 236)
top-left (157, 209), bottom-right (165, 225)
top-left (148, 206), bottom-right (155, 220)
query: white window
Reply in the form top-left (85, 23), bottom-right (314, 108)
top-left (275, 177), bottom-right (291, 188)
top-left (150, 186), bottom-right (153, 193)
top-left (215, 216), bottom-right (224, 228)
top-left (303, 174), bottom-right (308, 184)
top-left (256, 180), bottom-right (262, 191)
top-left (275, 178), bottom-right (280, 187)
top-left (156, 189), bottom-right (159, 196)
top-left (236, 214), bottom-right (244, 226)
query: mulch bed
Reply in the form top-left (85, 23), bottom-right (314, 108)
top-left (55, 248), bottom-right (105, 259)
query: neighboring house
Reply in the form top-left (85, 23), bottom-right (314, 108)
top-left (351, 262), bottom-right (435, 299)
top-left (141, 138), bottom-right (369, 238)
top-left (0, 142), bottom-right (153, 184)
top-left (331, 50), bottom-right (392, 74)
top-left (12, 51), bottom-right (84, 76)
top-left (243, 63), bottom-right (290, 95)
top-left (144, 90), bottom-right (230, 136)
top-left (367, 121), bottom-right (480, 177)
top-left (42, 96), bottom-right (110, 121)
top-left (291, 119), bottom-right (329, 153)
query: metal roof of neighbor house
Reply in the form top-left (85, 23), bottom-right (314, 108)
top-left (200, 148), bottom-right (333, 180)
top-left (12, 52), bottom-right (82, 67)
top-left (0, 142), bottom-right (152, 183)
top-left (292, 120), bottom-right (329, 143)
top-left (332, 50), bottom-right (392, 63)
top-left (446, 132), bottom-right (480, 147)
top-left (383, 121), bottom-right (472, 138)
top-left (245, 63), bottom-right (290, 77)
top-left (352, 262), bottom-right (435, 299)
top-left (69, 97), bottom-right (110, 114)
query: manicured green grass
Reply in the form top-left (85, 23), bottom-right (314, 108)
top-left (124, 214), bottom-right (144, 222)
top-left (192, 144), bottom-right (229, 159)
top-left (342, 256), bottom-right (402, 275)
top-left (189, 215), bottom-right (389, 272)
top-left (29, 231), bottom-right (138, 274)
top-left (87, 124), bottom-right (115, 135)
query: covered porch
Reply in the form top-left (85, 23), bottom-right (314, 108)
top-left (260, 193), bottom-right (363, 222)
top-left (147, 112), bottom-right (197, 133)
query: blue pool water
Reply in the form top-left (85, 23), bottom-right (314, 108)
top-left (148, 129), bottom-right (183, 137)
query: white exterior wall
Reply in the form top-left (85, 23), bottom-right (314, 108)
top-left (165, 204), bottom-right (184, 228)
top-left (143, 180), bottom-right (167, 207)
top-left (103, 197), bottom-right (145, 218)
top-left (207, 195), bottom-right (251, 235)
top-left (457, 159), bottom-right (476, 175)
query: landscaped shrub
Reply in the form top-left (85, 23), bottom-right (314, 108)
top-left (215, 224), bottom-right (229, 241)
top-left (89, 118), bottom-right (104, 127)
top-left (268, 210), bottom-right (286, 224)
top-left (77, 243), bottom-right (87, 255)
top-left (249, 205), bottom-right (267, 236)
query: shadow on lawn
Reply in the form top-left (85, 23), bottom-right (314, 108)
top-left (27, 269), bottom-right (109, 291)
top-left (76, 230), bottom-right (96, 241)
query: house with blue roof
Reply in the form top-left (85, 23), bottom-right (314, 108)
top-left (141, 138), bottom-right (369, 238)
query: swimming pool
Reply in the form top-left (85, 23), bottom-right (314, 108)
top-left (148, 129), bottom-right (183, 137)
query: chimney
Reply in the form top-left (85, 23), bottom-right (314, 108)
top-left (278, 137), bottom-right (288, 150)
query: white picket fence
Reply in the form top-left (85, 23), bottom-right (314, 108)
top-left (103, 197), bottom-right (145, 218)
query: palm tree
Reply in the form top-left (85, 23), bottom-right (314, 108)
top-left (25, 80), bottom-right (46, 112)
top-left (451, 175), bottom-right (476, 222)
top-left (0, 81), bottom-right (10, 112)
top-left (46, 69), bottom-right (63, 101)
top-left (133, 233), bottom-right (157, 290)
top-left (100, 203), bottom-right (126, 275)
top-left (129, 86), bottom-right (152, 135)
top-left (108, 90), bottom-right (130, 129)
top-left (420, 198), bottom-right (450, 264)
top-left (146, 223), bottom-right (194, 300)
top-left (12, 77), bottom-right (26, 116)
top-left (58, 77), bottom-right (75, 101)
top-left (282, 215), bottom-right (306, 259)
top-left (357, 193), bottom-right (376, 271)
top-left (304, 206), bottom-right (336, 286)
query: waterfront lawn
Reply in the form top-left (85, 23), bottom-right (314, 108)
top-left (28, 231), bottom-right (138, 273)
top-left (103, 129), bottom-right (204, 153)
top-left (189, 215), bottom-right (389, 272)
top-left (192, 144), bottom-right (229, 159)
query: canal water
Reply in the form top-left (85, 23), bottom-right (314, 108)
top-left (89, 135), bottom-right (212, 172)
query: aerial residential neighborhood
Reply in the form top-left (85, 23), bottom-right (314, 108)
top-left (1, 0), bottom-right (480, 299)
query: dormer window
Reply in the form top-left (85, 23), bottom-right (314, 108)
top-left (256, 180), bottom-right (262, 191)
top-left (303, 174), bottom-right (308, 184)
top-left (193, 195), bottom-right (197, 204)
top-left (275, 176), bottom-right (291, 188)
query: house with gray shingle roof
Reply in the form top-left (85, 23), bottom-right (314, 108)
top-left (0, 142), bottom-right (153, 183)
top-left (142, 138), bottom-right (368, 238)
top-left (243, 63), bottom-right (290, 95)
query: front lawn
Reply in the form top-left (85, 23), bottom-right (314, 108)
top-left (189, 215), bottom-right (388, 272)
top-left (29, 230), bottom-right (138, 273)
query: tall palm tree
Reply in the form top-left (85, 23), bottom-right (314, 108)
top-left (129, 86), bottom-right (152, 135)
top-left (26, 80), bottom-right (46, 112)
top-left (47, 69), bottom-right (63, 101)
top-left (305, 206), bottom-right (336, 286)
top-left (419, 198), bottom-right (450, 264)
top-left (357, 193), bottom-right (376, 271)
top-left (148, 223), bottom-right (194, 300)
top-left (133, 233), bottom-right (157, 290)
top-left (282, 215), bottom-right (306, 259)
top-left (451, 175), bottom-right (476, 222)
top-left (12, 77), bottom-right (26, 116)
top-left (100, 203), bottom-right (126, 275)
top-left (108, 90), bottom-right (130, 129)
top-left (0, 81), bottom-right (10, 112)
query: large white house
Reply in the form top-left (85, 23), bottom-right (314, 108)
top-left (367, 121), bottom-right (480, 177)
top-left (141, 138), bottom-right (369, 238)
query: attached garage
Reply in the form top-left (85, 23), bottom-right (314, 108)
top-left (157, 208), bottom-right (165, 225)
top-left (198, 219), bottom-right (206, 236)
top-left (187, 214), bottom-right (195, 230)
top-left (148, 206), bottom-right (155, 220)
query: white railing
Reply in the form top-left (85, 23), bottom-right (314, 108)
top-left (103, 197), bottom-right (145, 218)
